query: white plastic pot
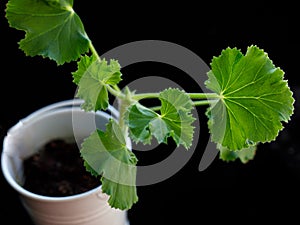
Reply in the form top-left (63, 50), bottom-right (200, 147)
top-left (1, 99), bottom-right (130, 225)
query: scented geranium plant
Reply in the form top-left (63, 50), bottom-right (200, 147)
top-left (5, 0), bottom-right (295, 210)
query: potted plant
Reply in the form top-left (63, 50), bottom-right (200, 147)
top-left (2, 99), bottom-right (130, 225)
top-left (1, 0), bottom-right (295, 225)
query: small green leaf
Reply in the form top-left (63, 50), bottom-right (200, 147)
top-left (205, 45), bottom-right (294, 150)
top-left (218, 144), bottom-right (257, 163)
top-left (125, 103), bottom-right (158, 144)
top-left (75, 56), bottom-right (122, 111)
top-left (80, 119), bottom-right (138, 210)
top-left (6, 0), bottom-right (89, 65)
top-left (72, 54), bottom-right (97, 85)
top-left (159, 88), bottom-right (195, 148)
top-left (126, 88), bottom-right (195, 149)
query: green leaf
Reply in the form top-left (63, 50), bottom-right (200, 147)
top-left (80, 119), bottom-right (138, 210)
top-left (126, 88), bottom-right (195, 149)
top-left (159, 88), bottom-right (195, 148)
top-left (218, 144), bottom-right (257, 163)
top-left (6, 0), bottom-right (90, 65)
top-left (75, 56), bottom-right (122, 111)
top-left (125, 103), bottom-right (158, 145)
top-left (205, 45), bottom-right (294, 150)
top-left (72, 54), bottom-right (97, 85)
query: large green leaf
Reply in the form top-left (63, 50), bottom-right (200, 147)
top-left (126, 88), bottom-right (195, 149)
top-left (80, 119), bottom-right (138, 210)
top-left (205, 45), bottom-right (294, 150)
top-left (6, 0), bottom-right (89, 64)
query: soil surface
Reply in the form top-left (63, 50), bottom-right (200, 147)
top-left (23, 139), bottom-right (101, 197)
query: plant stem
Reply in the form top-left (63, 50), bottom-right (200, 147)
top-left (106, 85), bottom-right (126, 100)
top-left (133, 93), bottom-right (160, 101)
top-left (113, 85), bottom-right (121, 92)
top-left (188, 93), bottom-right (219, 99)
top-left (193, 99), bottom-right (218, 107)
top-left (89, 41), bottom-right (100, 59)
top-left (118, 98), bottom-right (129, 137)
top-left (133, 92), bottom-right (220, 101)
top-left (149, 99), bottom-right (217, 111)
top-left (149, 106), bottom-right (161, 111)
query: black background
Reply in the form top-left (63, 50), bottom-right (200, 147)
top-left (1, 1), bottom-right (299, 224)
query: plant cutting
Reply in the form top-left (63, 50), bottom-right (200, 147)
top-left (3, 0), bottom-right (295, 215)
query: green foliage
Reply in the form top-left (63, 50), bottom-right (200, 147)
top-left (218, 144), bottom-right (257, 163)
top-left (73, 55), bottom-right (122, 111)
top-left (6, 0), bottom-right (89, 65)
top-left (205, 46), bottom-right (294, 150)
top-left (126, 88), bottom-right (195, 148)
top-left (81, 119), bottom-right (138, 210)
top-left (5, 0), bottom-right (295, 211)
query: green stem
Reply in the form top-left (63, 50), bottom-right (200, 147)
top-left (89, 41), bottom-right (100, 60)
top-left (133, 93), bottom-right (160, 101)
top-left (149, 99), bottom-right (217, 111)
top-left (149, 106), bottom-right (161, 111)
top-left (118, 99), bottom-right (129, 137)
top-left (133, 92), bottom-right (219, 101)
top-left (193, 99), bottom-right (218, 107)
top-left (188, 93), bottom-right (219, 99)
top-left (113, 85), bottom-right (121, 92)
top-left (106, 85), bottom-right (126, 100)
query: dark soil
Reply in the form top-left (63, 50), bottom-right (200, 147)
top-left (23, 139), bottom-right (101, 197)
